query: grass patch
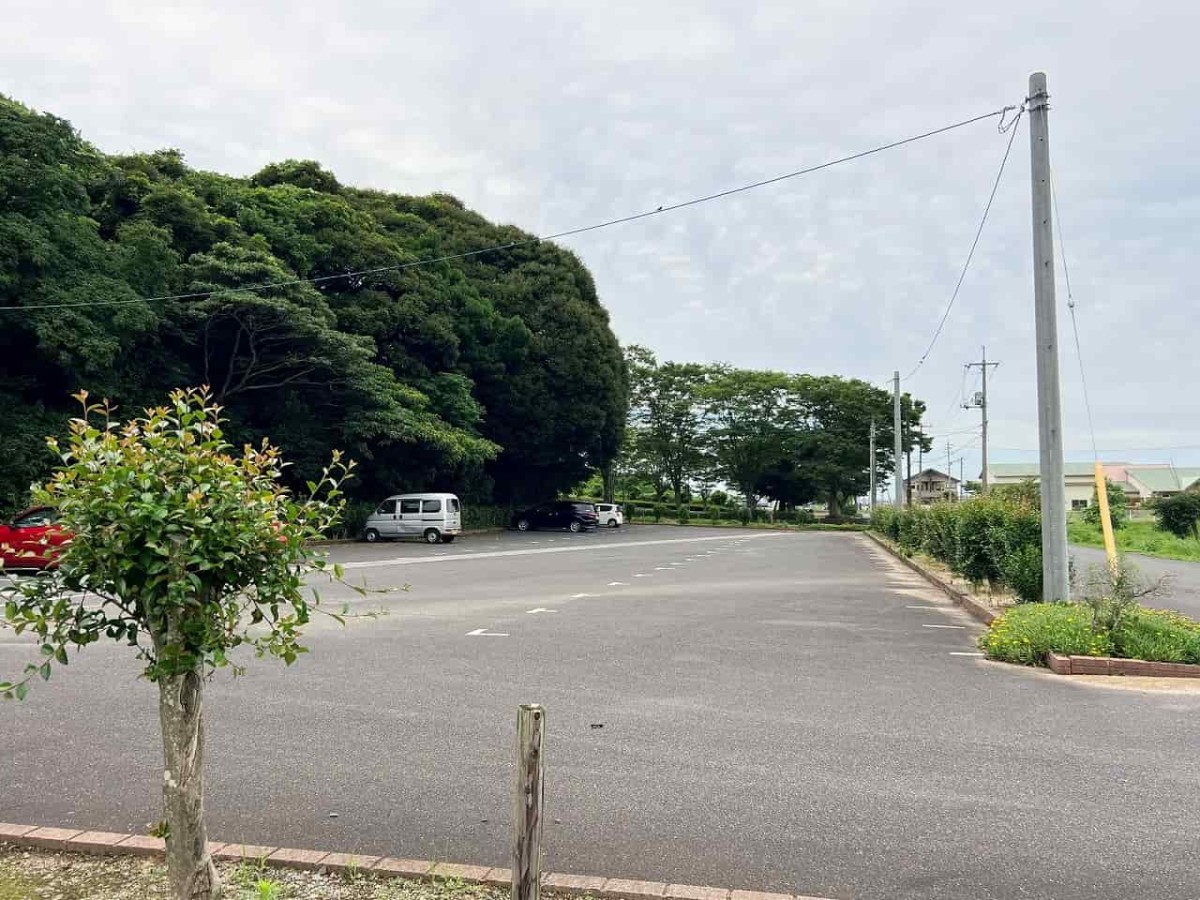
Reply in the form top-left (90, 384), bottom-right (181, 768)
top-left (978, 602), bottom-right (1111, 665)
top-left (980, 602), bottom-right (1200, 667)
top-left (1068, 518), bottom-right (1200, 562)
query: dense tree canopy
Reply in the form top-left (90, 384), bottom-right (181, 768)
top-left (618, 351), bottom-right (928, 516)
top-left (0, 96), bottom-right (627, 514)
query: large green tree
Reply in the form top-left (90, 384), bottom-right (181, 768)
top-left (0, 96), bottom-right (627, 514)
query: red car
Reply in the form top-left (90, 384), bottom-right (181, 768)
top-left (0, 506), bottom-right (70, 571)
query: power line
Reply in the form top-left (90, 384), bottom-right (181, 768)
top-left (900, 105), bottom-right (1025, 380)
top-left (1, 106), bottom-right (1018, 314)
top-left (1051, 164), bottom-right (1100, 460)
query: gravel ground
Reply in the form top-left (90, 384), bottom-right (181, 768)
top-left (0, 847), bottom-right (511, 900)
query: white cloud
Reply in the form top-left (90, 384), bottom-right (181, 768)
top-left (2, 0), bottom-right (1197, 473)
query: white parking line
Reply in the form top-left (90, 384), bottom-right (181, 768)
top-left (950, 651), bottom-right (985, 657)
top-left (654, 567), bottom-right (672, 571)
top-left (466, 628), bottom-right (509, 636)
top-left (570, 593), bottom-right (593, 599)
top-left (525, 608), bottom-right (556, 614)
top-left (634, 574), bottom-right (651, 578)
top-left (608, 582), bottom-right (628, 586)
top-left (341, 532), bottom-right (789, 570)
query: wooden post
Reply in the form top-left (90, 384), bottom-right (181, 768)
top-left (513, 704), bottom-right (545, 900)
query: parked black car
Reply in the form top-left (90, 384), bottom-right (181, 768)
top-left (512, 501), bottom-right (599, 533)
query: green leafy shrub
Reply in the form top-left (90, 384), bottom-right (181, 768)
top-left (953, 498), bottom-right (1006, 585)
top-left (871, 493), bottom-right (1043, 601)
top-left (737, 508), bottom-right (751, 525)
top-left (1153, 492), bottom-right (1200, 540)
top-left (870, 506), bottom-right (901, 541)
top-left (978, 603), bottom-right (1110, 665)
top-left (677, 506), bottom-right (691, 523)
top-left (1081, 478), bottom-right (1128, 531)
top-left (1114, 608), bottom-right (1200, 664)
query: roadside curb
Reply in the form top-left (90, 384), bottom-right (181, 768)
top-left (1047, 651), bottom-right (1200, 678)
top-left (0, 826), bottom-right (834, 900)
top-left (862, 531), bottom-right (997, 625)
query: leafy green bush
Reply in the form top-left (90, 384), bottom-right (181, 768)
top-left (871, 494), bottom-right (1044, 601)
top-left (1081, 478), bottom-right (1128, 530)
top-left (1153, 492), bottom-right (1200, 539)
top-left (1113, 608), bottom-right (1200, 664)
top-left (978, 603), bottom-right (1111, 665)
top-left (953, 498), bottom-right (1006, 585)
top-left (870, 506), bottom-right (901, 541)
top-left (677, 505), bottom-right (691, 523)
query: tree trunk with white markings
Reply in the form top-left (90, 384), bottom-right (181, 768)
top-left (157, 661), bottom-right (222, 899)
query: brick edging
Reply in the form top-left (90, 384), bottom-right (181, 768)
top-left (1047, 651), bottom-right (1200, 678)
top-left (0, 825), bottom-right (833, 900)
top-left (861, 531), bottom-right (997, 625)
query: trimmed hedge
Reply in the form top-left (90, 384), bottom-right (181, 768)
top-left (872, 496), bottom-right (1046, 602)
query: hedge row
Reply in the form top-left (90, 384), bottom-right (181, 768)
top-left (621, 501), bottom-right (818, 525)
top-left (871, 497), bottom-right (1046, 602)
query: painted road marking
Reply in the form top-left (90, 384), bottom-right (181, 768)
top-left (950, 651), bottom-right (985, 657)
top-left (654, 567), bottom-right (672, 571)
top-left (466, 628), bottom-right (509, 636)
top-left (341, 533), bottom-right (789, 570)
top-left (570, 593), bottom-right (593, 599)
top-left (634, 574), bottom-right (651, 578)
top-left (922, 624), bottom-right (967, 629)
top-left (608, 581), bottom-right (628, 586)
top-left (526, 608), bottom-right (557, 614)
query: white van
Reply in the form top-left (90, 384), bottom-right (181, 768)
top-left (596, 502), bottom-right (624, 528)
top-left (363, 493), bottom-right (462, 544)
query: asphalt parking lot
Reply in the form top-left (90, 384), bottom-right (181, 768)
top-left (3, 525), bottom-right (1199, 900)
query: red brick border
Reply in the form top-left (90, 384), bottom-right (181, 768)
top-left (0, 823), bottom-right (837, 900)
top-left (1047, 651), bottom-right (1200, 678)
top-left (863, 531), bottom-right (998, 625)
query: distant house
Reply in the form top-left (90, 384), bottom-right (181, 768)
top-left (985, 462), bottom-right (1200, 508)
top-left (905, 468), bottom-right (960, 504)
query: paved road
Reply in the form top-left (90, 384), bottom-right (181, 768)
top-left (3, 526), bottom-right (1200, 900)
top-left (1071, 543), bottom-right (1200, 618)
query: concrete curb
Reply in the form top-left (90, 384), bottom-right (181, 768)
top-left (1047, 651), bottom-right (1200, 678)
top-left (0, 825), bottom-right (834, 900)
top-left (862, 531), bottom-right (998, 625)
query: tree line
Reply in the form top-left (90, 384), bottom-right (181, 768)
top-left (616, 347), bottom-right (931, 517)
top-left (2, 95), bottom-right (932, 523)
top-left (0, 96), bottom-right (626, 515)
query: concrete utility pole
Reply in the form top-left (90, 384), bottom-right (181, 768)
top-left (893, 371), bottom-right (903, 508)
top-left (869, 419), bottom-right (877, 514)
top-left (1029, 71), bottom-right (1070, 601)
top-left (964, 346), bottom-right (1000, 492)
top-left (946, 440), bottom-right (953, 500)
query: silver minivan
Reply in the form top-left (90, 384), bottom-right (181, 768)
top-left (363, 493), bottom-right (462, 544)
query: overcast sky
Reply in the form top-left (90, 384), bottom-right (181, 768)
top-left (5, 0), bottom-right (1198, 484)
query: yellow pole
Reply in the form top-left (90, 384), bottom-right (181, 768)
top-left (1093, 461), bottom-right (1118, 572)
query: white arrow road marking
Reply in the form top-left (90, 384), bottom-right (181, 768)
top-left (526, 608), bottom-right (557, 614)
top-left (466, 628), bottom-right (509, 636)
top-left (608, 582), bottom-right (628, 586)
top-left (922, 624), bottom-right (967, 629)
